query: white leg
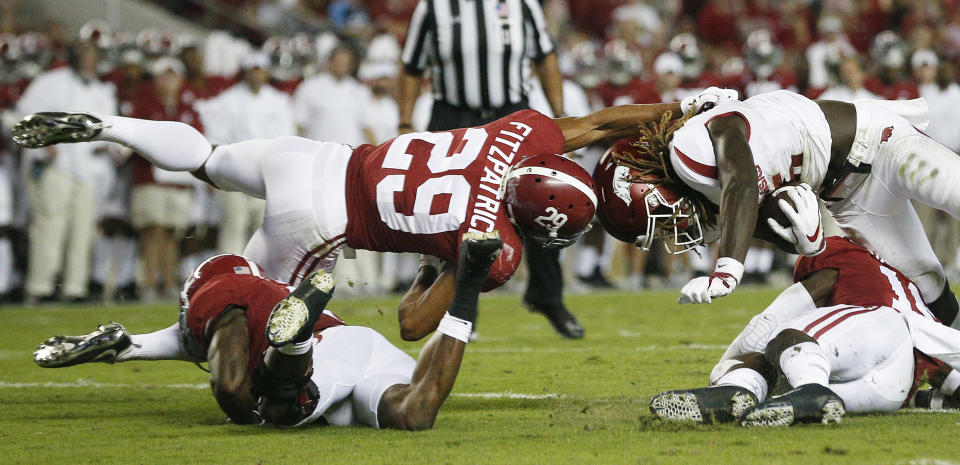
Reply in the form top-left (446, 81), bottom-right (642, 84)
top-left (117, 323), bottom-right (198, 362)
top-left (827, 339), bottom-right (914, 413)
top-left (97, 117), bottom-right (211, 172)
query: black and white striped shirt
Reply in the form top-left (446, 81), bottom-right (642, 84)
top-left (401, 0), bottom-right (554, 111)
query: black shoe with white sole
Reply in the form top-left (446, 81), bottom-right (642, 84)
top-left (650, 385), bottom-right (759, 424)
top-left (739, 383), bottom-right (846, 427)
top-left (11, 112), bottom-right (107, 148)
top-left (33, 323), bottom-right (132, 368)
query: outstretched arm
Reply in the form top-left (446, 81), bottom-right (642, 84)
top-left (378, 232), bottom-right (502, 430)
top-left (397, 258), bottom-right (456, 341)
top-left (555, 102), bottom-right (682, 153)
top-left (709, 115), bottom-right (758, 264)
top-left (207, 307), bottom-right (259, 425)
top-left (678, 115), bottom-right (758, 304)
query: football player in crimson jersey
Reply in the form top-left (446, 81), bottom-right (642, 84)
top-left (34, 237), bottom-right (501, 429)
top-left (596, 89), bottom-right (960, 330)
top-left (11, 88), bottom-right (730, 341)
top-left (648, 236), bottom-right (960, 427)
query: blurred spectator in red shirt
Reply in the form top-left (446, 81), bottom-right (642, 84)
top-left (595, 39), bottom-right (659, 106)
top-left (180, 43), bottom-right (233, 105)
top-left (128, 57), bottom-right (199, 300)
top-left (695, 0), bottom-right (746, 51)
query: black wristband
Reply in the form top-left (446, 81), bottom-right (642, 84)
top-left (447, 285), bottom-right (480, 324)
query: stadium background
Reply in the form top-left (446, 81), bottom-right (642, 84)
top-left (0, 1), bottom-right (959, 463)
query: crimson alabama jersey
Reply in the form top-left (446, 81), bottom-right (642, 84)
top-left (185, 274), bottom-right (344, 370)
top-left (344, 109), bottom-right (566, 290)
top-left (793, 236), bottom-right (937, 321)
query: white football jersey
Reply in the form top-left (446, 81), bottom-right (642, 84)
top-left (668, 90), bottom-right (832, 205)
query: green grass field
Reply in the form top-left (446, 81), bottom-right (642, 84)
top-left (1, 288), bottom-right (958, 465)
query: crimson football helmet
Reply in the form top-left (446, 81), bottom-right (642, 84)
top-left (593, 142), bottom-right (704, 254)
top-left (502, 155), bottom-right (597, 249)
top-left (178, 254), bottom-right (265, 359)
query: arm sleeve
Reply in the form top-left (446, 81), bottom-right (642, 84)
top-left (521, 0), bottom-right (555, 60)
top-left (400, 0), bottom-right (433, 75)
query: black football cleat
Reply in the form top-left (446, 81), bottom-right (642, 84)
top-left (265, 270), bottom-right (335, 347)
top-left (739, 383), bottom-right (846, 427)
top-left (34, 323), bottom-right (132, 368)
top-left (525, 300), bottom-right (584, 339)
top-left (460, 230), bottom-right (503, 271)
top-left (11, 112), bottom-right (107, 148)
top-left (650, 385), bottom-right (759, 424)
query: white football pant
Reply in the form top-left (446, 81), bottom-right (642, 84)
top-left (829, 100), bottom-right (960, 303)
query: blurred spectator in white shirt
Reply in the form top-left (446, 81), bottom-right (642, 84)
top-left (805, 15), bottom-right (857, 90)
top-left (198, 53), bottom-right (297, 256)
top-left (355, 59), bottom-right (414, 294)
top-left (359, 60), bottom-right (399, 144)
top-left (17, 41), bottom-right (117, 302)
top-left (914, 50), bottom-right (960, 151)
top-left (294, 45), bottom-right (372, 146)
top-left (818, 55), bottom-right (881, 102)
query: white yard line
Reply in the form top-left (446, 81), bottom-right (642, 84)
top-left (0, 380), bottom-right (569, 400)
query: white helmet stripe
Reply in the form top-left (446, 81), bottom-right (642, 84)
top-left (246, 258), bottom-right (262, 277)
top-left (506, 166), bottom-right (598, 206)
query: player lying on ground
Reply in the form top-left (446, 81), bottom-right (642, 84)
top-left (648, 236), bottom-right (960, 427)
top-left (596, 89), bottom-right (960, 329)
top-left (33, 231), bottom-right (503, 429)
top-left (10, 88), bottom-right (732, 340)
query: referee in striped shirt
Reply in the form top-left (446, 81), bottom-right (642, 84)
top-left (397, 0), bottom-right (583, 339)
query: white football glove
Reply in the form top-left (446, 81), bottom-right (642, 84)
top-left (678, 257), bottom-right (744, 304)
top-left (766, 183), bottom-right (825, 257)
top-left (680, 87), bottom-right (740, 114)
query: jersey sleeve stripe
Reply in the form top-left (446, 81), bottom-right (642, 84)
top-left (705, 111), bottom-right (751, 140)
top-left (673, 146), bottom-right (717, 179)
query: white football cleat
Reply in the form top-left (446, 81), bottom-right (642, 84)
top-left (34, 323), bottom-right (132, 368)
top-left (11, 112), bottom-right (108, 148)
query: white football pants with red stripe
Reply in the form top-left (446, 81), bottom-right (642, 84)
top-left (829, 100), bottom-right (960, 305)
top-left (774, 303), bottom-right (960, 413)
top-left (205, 137), bottom-right (352, 285)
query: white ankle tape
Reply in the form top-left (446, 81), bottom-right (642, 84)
top-left (437, 312), bottom-right (472, 343)
top-left (942, 370), bottom-right (960, 396)
top-left (278, 340), bottom-right (312, 355)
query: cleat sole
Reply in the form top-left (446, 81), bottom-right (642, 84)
top-left (265, 297), bottom-right (310, 346)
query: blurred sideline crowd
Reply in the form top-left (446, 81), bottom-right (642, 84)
top-left (2, 0), bottom-right (960, 304)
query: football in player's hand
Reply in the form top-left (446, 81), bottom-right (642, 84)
top-left (756, 181), bottom-right (802, 253)
top-left (760, 181), bottom-right (801, 228)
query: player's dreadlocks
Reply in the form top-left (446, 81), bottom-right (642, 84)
top-left (611, 110), bottom-right (718, 228)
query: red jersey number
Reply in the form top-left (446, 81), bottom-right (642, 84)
top-left (376, 128), bottom-right (488, 234)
